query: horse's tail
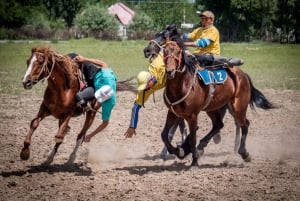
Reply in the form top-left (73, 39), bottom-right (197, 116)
top-left (246, 74), bottom-right (275, 110)
top-left (116, 77), bottom-right (137, 93)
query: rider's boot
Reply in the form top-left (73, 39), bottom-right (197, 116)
top-left (213, 55), bottom-right (244, 67)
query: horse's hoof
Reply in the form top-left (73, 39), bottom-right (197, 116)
top-left (178, 147), bottom-right (185, 159)
top-left (20, 148), bottom-right (30, 160)
top-left (55, 137), bottom-right (64, 143)
top-left (196, 149), bottom-right (204, 158)
top-left (160, 152), bottom-right (167, 160)
top-left (213, 133), bottom-right (221, 144)
top-left (243, 154), bottom-right (251, 162)
top-left (191, 160), bottom-right (199, 167)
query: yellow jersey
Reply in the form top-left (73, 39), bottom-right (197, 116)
top-left (187, 25), bottom-right (220, 55)
top-left (135, 52), bottom-right (166, 105)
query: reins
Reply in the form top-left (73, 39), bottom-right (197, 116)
top-left (163, 67), bottom-right (197, 117)
top-left (163, 41), bottom-right (215, 117)
top-left (32, 52), bottom-right (56, 84)
top-left (150, 39), bottom-right (165, 50)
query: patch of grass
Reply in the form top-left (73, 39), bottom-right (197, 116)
top-left (0, 39), bottom-right (299, 95)
top-left (221, 42), bottom-right (300, 89)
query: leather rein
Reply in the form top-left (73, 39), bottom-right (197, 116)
top-left (163, 41), bottom-right (197, 117)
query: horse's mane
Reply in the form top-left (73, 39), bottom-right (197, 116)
top-left (32, 46), bottom-right (79, 86)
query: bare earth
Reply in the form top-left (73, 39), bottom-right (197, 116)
top-left (0, 89), bottom-right (299, 201)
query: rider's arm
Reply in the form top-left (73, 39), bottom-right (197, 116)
top-left (184, 38), bottom-right (212, 48)
top-left (129, 102), bottom-right (142, 129)
top-left (74, 55), bottom-right (108, 68)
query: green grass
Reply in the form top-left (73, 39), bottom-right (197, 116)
top-left (0, 39), bottom-right (299, 95)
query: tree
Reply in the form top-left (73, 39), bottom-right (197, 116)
top-left (43, 0), bottom-right (83, 28)
top-left (74, 4), bottom-right (119, 38)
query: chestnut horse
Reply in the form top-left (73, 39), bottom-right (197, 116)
top-left (161, 35), bottom-right (275, 166)
top-left (144, 25), bottom-right (241, 154)
top-left (21, 46), bottom-right (136, 165)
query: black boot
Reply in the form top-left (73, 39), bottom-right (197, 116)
top-left (213, 55), bottom-right (244, 67)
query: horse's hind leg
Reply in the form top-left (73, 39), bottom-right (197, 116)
top-left (239, 119), bottom-right (251, 162)
top-left (227, 103), bottom-right (241, 152)
top-left (42, 142), bottom-right (62, 166)
top-left (67, 110), bottom-right (97, 164)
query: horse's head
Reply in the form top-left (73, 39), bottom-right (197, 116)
top-left (143, 24), bottom-right (180, 62)
top-left (22, 46), bottom-right (55, 89)
top-left (163, 37), bottom-right (185, 79)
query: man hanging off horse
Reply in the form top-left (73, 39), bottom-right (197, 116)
top-left (67, 53), bottom-right (117, 142)
top-left (123, 45), bottom-right (186, 140)
top-left (183, 10), bottom-right (244, 67)
top-left (123, 46), bottom-right (168, 138)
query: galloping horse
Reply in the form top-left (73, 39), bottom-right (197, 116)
top-left (144, 25), bottom-right (241, 155)
top-left (161, 33), bottom-right (274, 166)
top-left (21, 46), bottom-right (136, 165)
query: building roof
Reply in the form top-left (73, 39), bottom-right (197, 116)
top-left (108, 2), bottom-right (135, 26)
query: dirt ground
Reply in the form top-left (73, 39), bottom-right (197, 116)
top-left (0, 89), bottom-right (300, 201)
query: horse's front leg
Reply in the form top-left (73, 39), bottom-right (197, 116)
top-left (20, 104), bottom-right (50, 160)
top-left (67, 110), bottom-right (97, 164)
top-left (43, 116), bottom-right (72, 165)
top-left (161, 111), bottom-right (182, 157)
top-left (55, 116), bottom-right (72, 142)
top-left (183, 115), bottom-right (199, 166)
top-left (197, 111), bottom-right (224, 159)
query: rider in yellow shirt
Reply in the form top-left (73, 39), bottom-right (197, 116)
top-left (123, 51), bottom-right (166, 138)
top-left (183, 10), bottom-right (243, 66)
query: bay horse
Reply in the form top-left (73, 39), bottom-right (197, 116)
top-left (21, 46), bottom-right (136, 165)
top-left (144, 25), bottom-right (241, 156)
top-left (161, 34), bottom-right (275, 166)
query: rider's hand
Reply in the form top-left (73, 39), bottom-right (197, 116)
top-left (124, 127), bottom-right (136, 138)
top-left (74, 55), bottom-right (84, 62)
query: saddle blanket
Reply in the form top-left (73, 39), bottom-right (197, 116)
top-left (197, 68), bottom-right (227, 85)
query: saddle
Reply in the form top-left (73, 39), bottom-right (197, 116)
top-left (191, 53), bottom-right (243, 85)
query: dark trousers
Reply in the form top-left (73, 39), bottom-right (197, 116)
top-left (75, 87), bottom-right (95, 102)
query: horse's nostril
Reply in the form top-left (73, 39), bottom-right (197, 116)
top-left (23, 81), bottom-right (32, 89)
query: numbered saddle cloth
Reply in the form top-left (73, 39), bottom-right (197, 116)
top-left (197, 68), bottom-right (227, 85)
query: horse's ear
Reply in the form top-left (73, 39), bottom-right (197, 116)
top-left (32, 47), bottom-right (37, 53)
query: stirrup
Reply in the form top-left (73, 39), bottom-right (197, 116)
top-left (77, 99), bottom-right (87, 109)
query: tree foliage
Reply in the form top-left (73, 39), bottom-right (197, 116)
top-left (74, 4), bottom-right (119, 37)
top-left (0, 0), bottom-right (299, 42)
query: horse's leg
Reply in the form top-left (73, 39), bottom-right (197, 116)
top-left (212, 105), bottom-right (227, 144)
top-left (43, 116), bottom-right (72, 165)
top-left (176, 114), bottom-right (199, 166)
top-left (20, 104), bottom-right (50, 160)
top-left (160, 121), bottom-right (179, 159)
top-left (197, 111), bottom-right (224, 157)
top-left (67, 110), bottom-right (97, 164)
top-left (178, 118), bottom-right (187, 143)
top-left (161, 111), bottom-right (183, 157)
top-left (160, 118), bottom-right (186, 159)
top-left (231, 96), bottom-right (251, 162)
top-left (231, 110), bottom-right (251, 161)
top-left (227, 103), bottom-right (241, 152)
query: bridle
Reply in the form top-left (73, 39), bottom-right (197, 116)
top-left (163, 40), bottom-right (198, 116)
top-left (164, 41), bottom-right (186, 73)
top-left (30, 52), bottom-right (56, 84)
top-left (149, 39), bottom-right (165, 50)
